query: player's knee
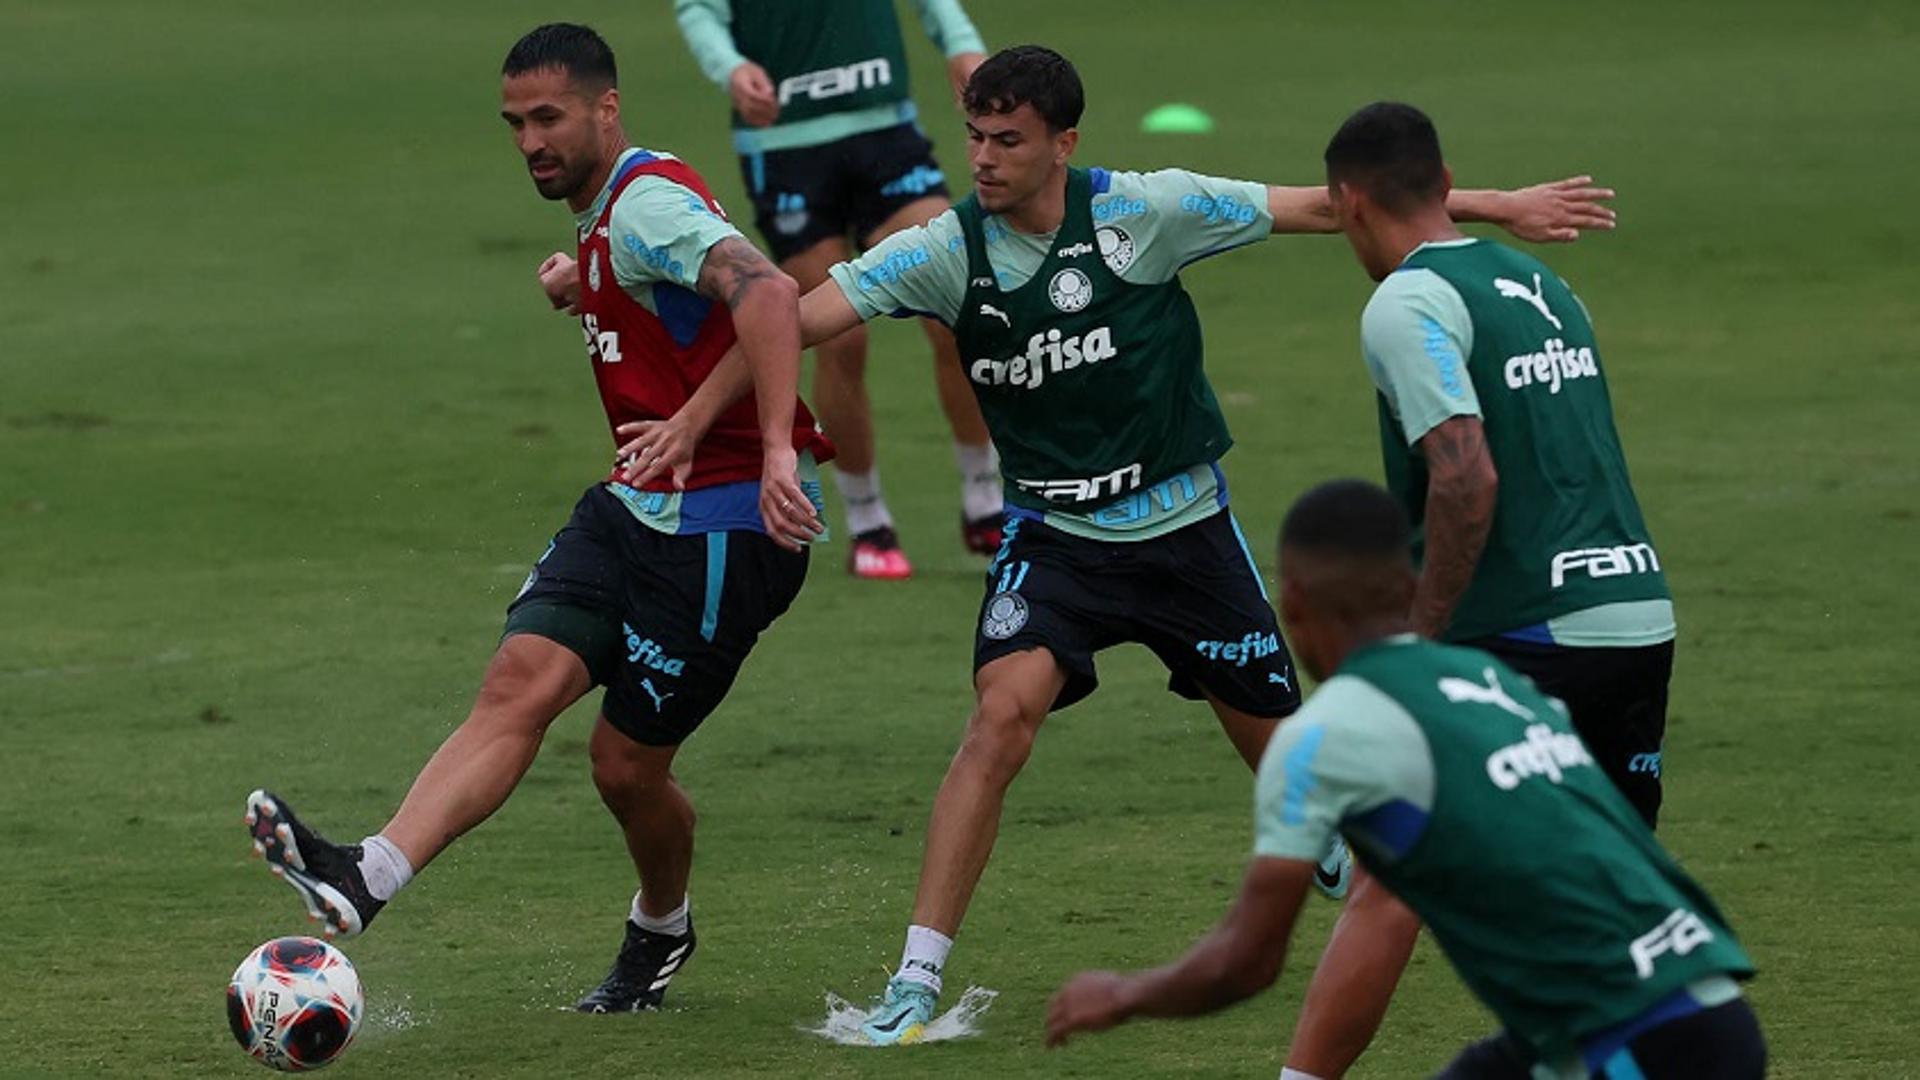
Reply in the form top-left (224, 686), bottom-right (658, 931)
top-left (957, 692), bottom-right (1042, 785)
top-left (589, 738), bottom-right (674, 807)
top-left (471, 638), bottom-right (584, 733)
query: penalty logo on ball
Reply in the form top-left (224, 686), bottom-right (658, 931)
top-left (981, 592), bottom-right (1029, 640)
top-left (228, 936), bottom-right (363, 1072)
top-left (1048, 268), bottom-right (1093, 313)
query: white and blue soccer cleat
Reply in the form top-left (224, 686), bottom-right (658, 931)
top-left (859, 977), bottom-right (938, 1046)
top-left (1313, 835), bottom-right (1353, 900)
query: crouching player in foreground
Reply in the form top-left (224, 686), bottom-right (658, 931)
top-left (243, 23), bottom-right (832, 1014)
top-left (1045, 481), bottom-right (1764, 1079)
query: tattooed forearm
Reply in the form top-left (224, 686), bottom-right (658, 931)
top-left (697, 236), bottom-right (783, 310)
top-left (1412, 416), bottom-right (1499, 638)
top-left (692, 235), bottom-right (801, 454)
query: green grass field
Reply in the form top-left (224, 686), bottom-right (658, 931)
top-left (4, 1), bottom-right (1918, 1075)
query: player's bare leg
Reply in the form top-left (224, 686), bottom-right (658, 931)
top-left (911, 648), bottom-right (1067, 934)
top-left (1208, 689), bottom-right (1351, 901)
top-left (781, 235), bottom-right (908, 578)
top-left (867, 196), bottom-right (1004, 554)
top-left (787, 234), bottom-right (875, 476)
top-left (589, 716), bottom-right (695, 919)
top-left (576, 714), bottom-right (702, 1013)
top-left (1284, 868), bottom-right (1423, 1079)
top-left (1203, 691), bottom-right (1280, 769)
top-left (859, 648), bottom-right (1066, 1044)
top-left (246, 633), bottom-right (591, 936)
top-left (381, 634), bottom-right (592, 868)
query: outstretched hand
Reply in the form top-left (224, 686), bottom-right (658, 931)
top-left (1045, 971), bottom-right (1133, 1048)
top-left (1501, 176), bottom-right (1617, 243)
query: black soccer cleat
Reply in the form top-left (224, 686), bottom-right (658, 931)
top-left (245, 789), bottom-right (385, 938)
top-left (574, 916), bottom-right (698, 1013)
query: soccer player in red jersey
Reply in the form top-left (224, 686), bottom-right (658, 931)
top-left (243, 23), bottom-right (830, 1014)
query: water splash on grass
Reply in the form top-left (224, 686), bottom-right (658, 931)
top-left (364, 993), bottom-right (429, 1035)
top-left (806, 985), bottom-right (998, 1045)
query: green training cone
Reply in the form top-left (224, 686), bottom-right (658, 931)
top-left (1140, 103), bottom-right (1215, 135)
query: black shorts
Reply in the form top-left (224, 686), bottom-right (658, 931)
top-left (503, 485), bottom-right (808, 747)
top-left (739, 122), bottom-right (950, 263)
top-left (1433, 998), bottom-right (1766, 1079)
top-left (1468, 636), bottom-right (1673, 828)
top-left (973, 511), bottom-right (1301, 718)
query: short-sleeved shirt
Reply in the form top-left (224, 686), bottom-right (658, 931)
top-left (1361, 240), bottom-right (1673, 647)
top-left (829, 167), bottom-right (1272, 325)
top-left (573, 148), bottom-right (744, 314)
top-left (1253, 672), bottom-right (1434, 861)
top-left (1361, 251), bottom-right (1482, 447)
top-left (1255, 636), bottom-right (1751, 1066)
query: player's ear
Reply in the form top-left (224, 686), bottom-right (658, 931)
top-left (1438, 164), bottom-right (1453, 202)
top-left (1055, 127), bottom-right (1079, 166)
top-left (1329, 180), bottom-right (1356, 224)
top-left (598, 86), bottom-right (621, 129)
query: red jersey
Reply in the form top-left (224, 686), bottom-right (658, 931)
top-left (576, 151), bottom-right (832, 491)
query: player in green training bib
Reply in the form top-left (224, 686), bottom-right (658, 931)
top-left (786, 47), bottom-right (1619, 1043)
top-left (674, 0), bottom-right (1002, 577)
top-left (1279, 103), bottom-right (1687, 1079)
top-left (1046, 480), bottom-right (1764, 1080)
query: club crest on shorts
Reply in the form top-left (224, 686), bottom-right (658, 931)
top-left (981, 592), bottom-right (1029, 640)
top-left (586, 250), bottom-right (601, 293)
top-left (1048, 267), bottom-right (1093, 312)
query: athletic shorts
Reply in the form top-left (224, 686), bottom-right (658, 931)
top-left (739, 122), bottom-right (950, 263)
top-left (503, 484), bottom-right (808, 747)
top-left (973, 510), bottom-right (1301, 718)
top-left (1468, 636), bottom-right (1674, 828)
top-left (1432, 997), bottom-right (1765, 1080)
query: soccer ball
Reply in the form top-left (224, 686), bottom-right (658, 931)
top-left (226, 937), bottom-right (363, 1071)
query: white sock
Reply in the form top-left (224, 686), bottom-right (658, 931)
top-left (357, 835), bottom-right (414, 902)
top-left (630, 891), bottom-right (690, 936)
top-left (1279, 1069), bottom-right (1328, 1080)
top-left (897, 924), bottom-right (953, 994)
top-left (832, 467), bottom-right (893, 536)
top-left (955, 442), bottom-right (1003, 521)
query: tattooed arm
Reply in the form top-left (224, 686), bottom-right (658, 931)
top-left (1411, 416), bottom-right (1498, 638)
top-left (694, 235), bottom-right (820, 548)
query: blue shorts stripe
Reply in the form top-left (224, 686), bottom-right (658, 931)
top-left (1229, 513), bottom-right (1270, 601)
top-left (701, 533), bottom-right (727, 642)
